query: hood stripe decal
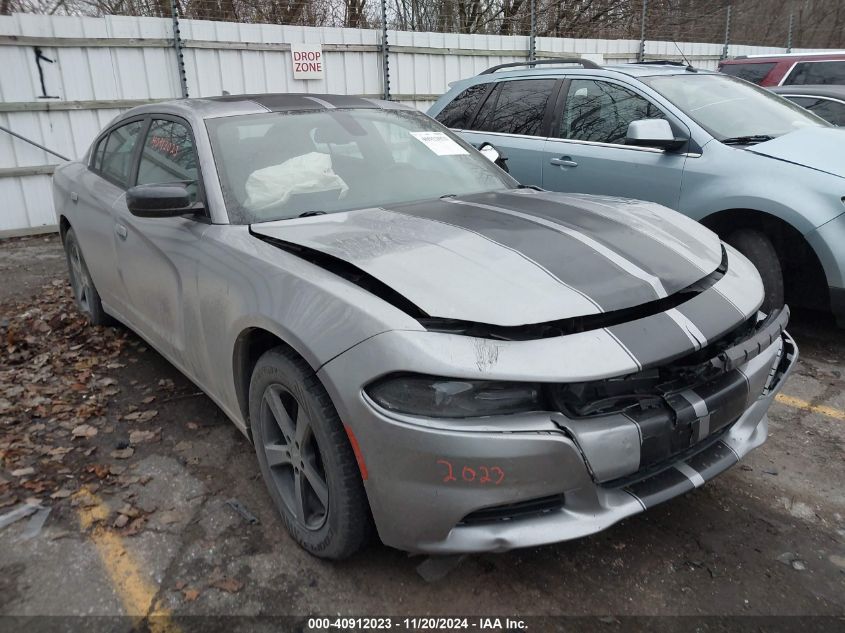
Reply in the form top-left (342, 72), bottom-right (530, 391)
top-left (389, 198), bottom-right (658, 311)
top-left (383, 207), bottom-right (603, 313)
top-left (514, 190), bottom-right (717, 276)
top-left (665, 308), bottom-right (708, 350)
top-left (443, 198), bottom-right (669, 299)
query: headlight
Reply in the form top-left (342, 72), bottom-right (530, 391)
top-left (366, 374), bottom-right (543, 418)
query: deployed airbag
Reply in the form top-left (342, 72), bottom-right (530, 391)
top-left (245, 152), bottom-right (348, 211)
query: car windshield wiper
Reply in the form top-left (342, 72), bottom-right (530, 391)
top-left (297, 211), bottom-right (326, 218)
top-left (720, 134), bottom-right (776, 146)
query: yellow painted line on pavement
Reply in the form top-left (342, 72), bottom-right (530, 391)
top-left (75, 488), bottom-right (179, 633)
top-left (775, 393), bottom-right (845, 421)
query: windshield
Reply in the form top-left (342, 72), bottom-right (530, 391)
top-left (206, 108), bottom-right (513, 223)
top-left (641, 73), bottom-right (828, 142)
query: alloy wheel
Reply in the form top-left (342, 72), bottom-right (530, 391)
top-left (260, 383), bottom-right (329, 530)
top-left (68, 241), bottom-right (92, 314)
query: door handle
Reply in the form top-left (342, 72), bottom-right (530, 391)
top-left (70, 192), bottom-right (78, 203)
top-left (550, 157), bottom-right (578, 168)
top-left (114, 223), bottom-right (128, 240)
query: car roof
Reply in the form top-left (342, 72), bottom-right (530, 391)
top-left (121, 93), bottom-right (412, 121)
top-left (465, 62), bottom-right (715, 83)
top-left (770, 84), bottom-right (845, 99)
top-left (722, 52), bottom-right (845, 63)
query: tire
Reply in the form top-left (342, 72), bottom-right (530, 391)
top-left (727, 228), bottom-right (785, 316)
top-left (62, 227), bottom-right (111, 326)
top-left (248, 346), bottom-right (371, 559)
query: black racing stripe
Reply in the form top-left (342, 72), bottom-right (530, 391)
top-left (531, 191), bottom-right (718, 262)
top-left (624, 467), bottom-right (695, 509)
top-left (676, 286), bottom-right (747, 343)
top-left (212, 93), bottom-right (323, 111)
top-left (696, 372), bottom-right (749, 436)
top-left (312, 94), bottom-right (380, 108)
top-left (606, 312), bottom-right (694, 369)
top-left (212, 94), bottom-right (379, 112)
top-left (685, 441), bottom-right (738, 481)
top-left (388, 199), bottom-right (658, 311)
top-left (472, 190), bottom-right (710, 292)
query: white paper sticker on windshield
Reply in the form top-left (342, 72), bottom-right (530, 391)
top-left (410, 131), bottom-right (468, 156)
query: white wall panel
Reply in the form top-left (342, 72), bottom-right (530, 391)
top-left (0, 12), bottom-right (836, 233)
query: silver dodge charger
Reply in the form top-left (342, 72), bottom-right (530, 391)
top-left (53, 94), bottom-right (797, 559)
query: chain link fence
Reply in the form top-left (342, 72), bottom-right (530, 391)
top-left (2, 1), bottom-right (843, 50)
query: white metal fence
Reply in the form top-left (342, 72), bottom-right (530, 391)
top-left (0, 12), bottom-right (829, 236)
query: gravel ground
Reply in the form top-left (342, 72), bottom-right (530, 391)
top-left (1, 235), bottom-right (843, 631)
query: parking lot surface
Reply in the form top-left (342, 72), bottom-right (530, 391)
top-left (1, 235), bottom-right (844, 626)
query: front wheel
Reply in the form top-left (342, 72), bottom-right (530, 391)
top-left (63, 227), bottom-right (111, 326)
top-left (726, 228), bottom-right (784, 316)
top-left (248, 346), bottom-right (371, 559)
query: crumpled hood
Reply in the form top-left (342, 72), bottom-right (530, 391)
top-left (747, 126), bottom-right (845, 179)
top-left (251, 189), bottom-right (723, 327)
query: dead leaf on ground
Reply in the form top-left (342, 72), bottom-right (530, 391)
top-left (123, 410), bottom-right (158, 423)
top-left (110, 447), bottom-right (134, 460)
top-left (210, 578), bottom-right (244, 594)
top-left (129, 429), bottom-right (159, 444)
top-left (71, 424), bottom-right (97, 439)
top-left (182, 588), bottom-right (201, 602)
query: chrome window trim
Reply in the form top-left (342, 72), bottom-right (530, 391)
top-left (458, 128), bottom-right (701, 157)
top-left (779, 94), bottom-right (845, 107)
top-left (545, 135), bottom-right (665, 154)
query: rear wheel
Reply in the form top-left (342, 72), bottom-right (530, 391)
top-left (63, 227), bottom-right (111, 326)
top-left (727, 228), bottom-right (784, 316)
top-left (248, 346), bottom-right (371, 559)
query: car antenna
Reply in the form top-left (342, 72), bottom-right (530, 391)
top-left (672, 40), bottom-right (697, 72)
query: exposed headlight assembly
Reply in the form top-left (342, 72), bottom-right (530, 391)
top-left (366, 374), bottom-right (542, 418)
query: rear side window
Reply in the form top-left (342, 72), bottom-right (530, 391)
top-left (99, 120), bottom-right (145, 187)
top-left (786, 96), bottom-right (845, 126)
top-left (137, 119), bottom-right (199, 201)
top-left (435, 83), bottom-right (489, 129)
top-left (560, 79), bottom-right (662, 145)
top-left (471, 79), bottom-right (556, 136)
top-left (719, 62), bottom-right (776, 84)
top-left (785, 61), bottom-right (845, 85)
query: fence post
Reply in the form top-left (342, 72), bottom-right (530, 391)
top-left (638, 0), bottom-right (648, 62)
top-left (721, 5), bottom-right (731, 60)
top-left (528, 0), bottom-right (536, 61)
top-left (380, 0), bottom-right (390, 100)
top-left (170, 0), bottom-right (188, 98)
top-left (786, 9), bottom-right (794, 52)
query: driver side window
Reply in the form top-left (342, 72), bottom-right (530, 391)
top-left (561, 79), bottom-right (663, 145)
top-left (137, 119), bottom-right (199, 202)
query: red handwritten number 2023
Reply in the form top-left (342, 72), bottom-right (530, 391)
top-left (436, 459), bottom-right (504, 485)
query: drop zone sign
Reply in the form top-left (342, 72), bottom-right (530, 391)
top-left (291, 44), bottom-right (324, 80)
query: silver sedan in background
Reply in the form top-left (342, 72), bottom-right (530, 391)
top-left (53, 94), bottom-right (796, 558)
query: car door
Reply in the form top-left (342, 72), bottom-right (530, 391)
top-left (111, 115), bottom-right (209, 365)
top-left (74, 118), bottom-right (147, 313)
top-left (542, 78), bottom-right (688, 209)
top-left (454, 78), bottom-right (561, 187)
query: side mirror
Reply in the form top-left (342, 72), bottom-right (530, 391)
top-left (478, 142), bottom-right (510, 173)
top-left (626, 119), bottom-right (688, 151)
top-left (126, 184), bottom-right (196, 218)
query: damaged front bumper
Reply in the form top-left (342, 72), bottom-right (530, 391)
top-left (319, 307), bottom-right (796, 554)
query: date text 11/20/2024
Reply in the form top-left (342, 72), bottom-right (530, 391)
top-left (306, 617), bottom-right (528, 630)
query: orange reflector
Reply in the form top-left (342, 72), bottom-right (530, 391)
top-left (344, 424), bottom-right (368, 481)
